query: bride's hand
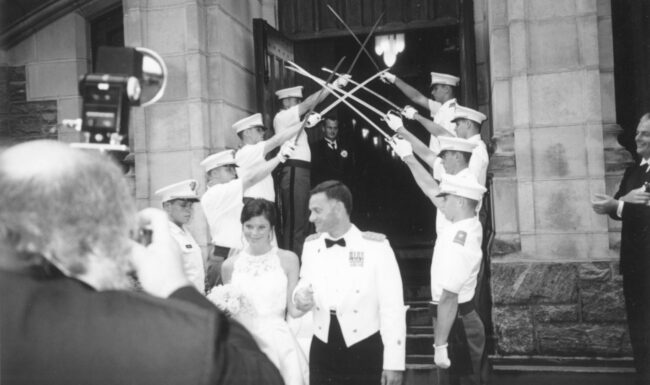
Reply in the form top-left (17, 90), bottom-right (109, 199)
top-left (295, 284), bottom-right (315, 311)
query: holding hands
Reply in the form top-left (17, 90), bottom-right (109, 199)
top-left (294, 283), bottom-right (315, 311)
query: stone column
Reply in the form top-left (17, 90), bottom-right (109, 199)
top-left (123, 0), bottom-right (277, 250)
top-left (485, 0), bottom-right (631, 357)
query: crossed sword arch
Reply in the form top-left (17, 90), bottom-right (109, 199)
top-left (286, 6), bottom-right (403, 146)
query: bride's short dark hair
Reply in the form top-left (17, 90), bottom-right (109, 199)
top-left (240, 198), bottom-right (277, 226)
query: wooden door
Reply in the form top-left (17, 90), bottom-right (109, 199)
top-left (253, 19), bottom-right (296, 131)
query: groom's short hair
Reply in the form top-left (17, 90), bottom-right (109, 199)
top-left (310, 180), bottom-right (353, 215)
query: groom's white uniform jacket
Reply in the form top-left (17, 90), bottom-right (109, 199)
top-left (299, 225), bottom-right (407, 371)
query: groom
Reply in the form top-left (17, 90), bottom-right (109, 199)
top-left (294, 180), bottom-right (406, 385)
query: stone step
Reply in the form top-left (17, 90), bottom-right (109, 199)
top-left (406, 333), bottom-right (434, 355)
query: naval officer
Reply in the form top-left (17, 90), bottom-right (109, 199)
top-left (293, 180), bottom-right (406, 385)
top-left (381, 71), bottom-right (459, 152)
top-left (390, 137), bottom-right (486, 385)
top-left (155, 179), bottom-right (205, 293)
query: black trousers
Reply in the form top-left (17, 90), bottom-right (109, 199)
top-left (310, 315), bottom-right (383, 385)
top-left (622, 267), bottom-right (650, 384)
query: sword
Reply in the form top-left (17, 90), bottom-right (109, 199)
top-left (327, 4), bottom-right (382, 72)
top-left (322, 67), bottom-right (401, 110)
top-left (288, 62), bottom-right (386, 118)
top-left (314, 69), bottom-right (388, 117)
top-left (293, 56), bottom-right (346, 144)
top-left (345, 11), bottom-right (384, 74)
top-left (287, 65), bottom-right (391, 140)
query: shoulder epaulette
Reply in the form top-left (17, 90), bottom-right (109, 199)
top-left (305, 233), bottom-right (321, 242)
top-left (361, 231), bottom-right (386, 242)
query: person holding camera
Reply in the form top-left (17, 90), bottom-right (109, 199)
top-left (0, 140), bottom-right (283, 385)
top-left (592, 114), bottom-right (650, 383)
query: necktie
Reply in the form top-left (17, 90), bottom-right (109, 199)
top-left (325, 238), bottom-right (346, 248)
top-left (327, 140), bottom-right (337, 150)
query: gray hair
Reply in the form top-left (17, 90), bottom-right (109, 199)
top-left (0, 140), bottom-right (136, 277)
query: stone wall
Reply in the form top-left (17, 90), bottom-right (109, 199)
top-left (483, 0), bottom-right (632, 358)
top-left (124, 0), bottom-right (278, 251)
top-left (0, 66), bottom-right (58, 146)
top-left (5, 13), bottom-right (89, 144)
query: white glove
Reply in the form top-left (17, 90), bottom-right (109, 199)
top-left (384, 113), bottom-right (404, 132)
top-left (332, 74), bottom-right (351, 88)
top-left (402, 105), bottom-right (417, 120)
top-left (305, 112), bottom-right (322, 128)
top-left (389, 137), bottom-right (413, 159)
top-left (434, 343), bottom-right (451, 369)
top-left (277, 142), bottom-right (296, 163)
top-left (380, 72), bottom-right (396, 84)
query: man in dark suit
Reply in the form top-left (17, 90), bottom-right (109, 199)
top-left (0, 140), bottom-right (283, 385)
top-left (310, 115), bottom-right (354, 187)
top-left (592, 113), bottom-right (650, 384)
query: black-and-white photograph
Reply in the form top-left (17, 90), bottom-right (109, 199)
top-left (0, 1), bottom-right (648, 384)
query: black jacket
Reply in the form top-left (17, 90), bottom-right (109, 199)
top-left (611, 163), bottom-right (650, 275)
top-left (0, 266), bottom-right (283, 385)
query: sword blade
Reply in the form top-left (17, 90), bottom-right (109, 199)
top-left (287, 66), bottom-right (391, 139)
top-left (346, 12), bottom-right (384, 74)
top-left (322, 67), bottom-right (400, 110)
top-left (319, 69), bottom-right (388, 116)
top-left (293, 56), bottom-right (346, 144)
top-left (327, 4), bottom-right (381, 72)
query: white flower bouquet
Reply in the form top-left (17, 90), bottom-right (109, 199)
top-left (207, 283), bottom-right (250, 317)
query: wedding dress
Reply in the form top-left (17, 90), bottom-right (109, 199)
top-left (231, 247), bottom-right (309, 385)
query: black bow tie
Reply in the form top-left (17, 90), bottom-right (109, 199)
top-left (325, 238), bottom-right (346, 248)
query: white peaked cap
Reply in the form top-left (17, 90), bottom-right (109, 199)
top-left (438, 136), bottom-right (478, 153)
top-left (233, 113), bottom-right (264, 133)
top-left (452, 105), bottom-right (487, 124)
top-left (430, 72), bottom-right (460, 86)
top-left (155, 179), bottom-right (200, 203)
top-left (200, 149), bottom-right (237, 172)
top-left (436, 173), bottom-right (487, 201)
top-left (275, 86), bottom-right (303, 100)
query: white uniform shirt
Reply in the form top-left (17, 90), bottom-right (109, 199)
top-left (273, 105), bottom-right (310, 162)
top-left (235, 141), bottom-right (275, 201)
top-left (299, 225), bottom-right (407, 371)
top-left (427, 98), bottom-right (457, 152)
top-left (169, 221), bottom-right (205, 294)
top-left (430, 216), bottom-right (483, 304)
top-left (467, 134), bottom-right (489, 186)
top-left (200, 179), bottom-right (244, 249)
top-left (434, 168), bottom-right (475, 236)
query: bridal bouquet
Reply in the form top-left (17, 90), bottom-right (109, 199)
top-left (207, 283), bottom-right (250, 317)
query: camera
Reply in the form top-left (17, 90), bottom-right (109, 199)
top-left (71, 46), bottom-right (167, 153)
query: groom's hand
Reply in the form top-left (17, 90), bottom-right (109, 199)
top-left (381, 370), bottom-right (403, 385)
top-left (294, 285), bottom-right (315, 311)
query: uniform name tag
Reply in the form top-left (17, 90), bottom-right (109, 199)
top-left (453, 231), bottom-right (467, 246)
top-left (349, 251), bottom-right (364, 267)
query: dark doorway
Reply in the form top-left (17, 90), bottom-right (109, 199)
top-left (90, 5), bottom-right (124, 72)
top-left (294, 26), bottom-right (461, 247)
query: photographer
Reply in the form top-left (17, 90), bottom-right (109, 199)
top-left (0, 140), bottom-right (283, 385)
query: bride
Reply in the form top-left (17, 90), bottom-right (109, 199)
top-left (221, 198), bottom-right (309, 385)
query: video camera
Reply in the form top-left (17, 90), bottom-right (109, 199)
top-left (70, 46), bottom-right (167, 153)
